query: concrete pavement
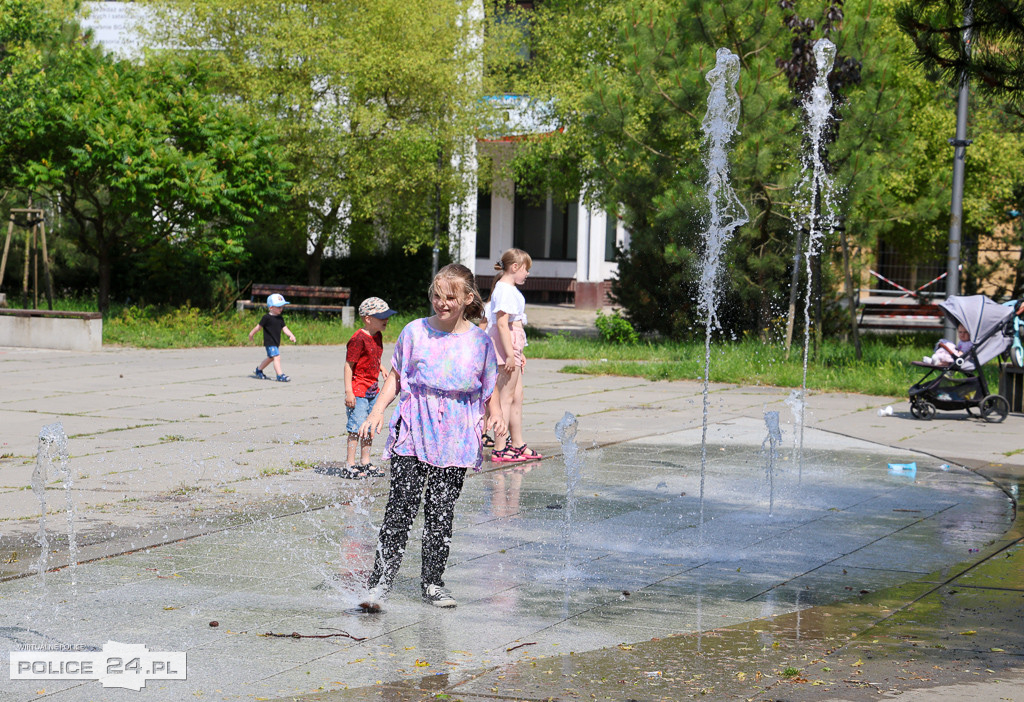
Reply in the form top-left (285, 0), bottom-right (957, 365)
top-left (1, 338), bottom-right (1023, 701)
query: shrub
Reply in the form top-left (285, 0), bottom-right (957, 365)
top-left (595, 310), bottom-right (639, 345)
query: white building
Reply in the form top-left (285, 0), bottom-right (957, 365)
top-left (470, 139), bottom-right (626, 308)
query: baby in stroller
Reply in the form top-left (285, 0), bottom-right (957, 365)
top-left (909, 294), bottom-right (1014, 423)
top-left (924, 324), bottom-right (972, 366)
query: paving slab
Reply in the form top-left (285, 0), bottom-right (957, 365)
top-left (1, 342), bottom-right (1023, 701)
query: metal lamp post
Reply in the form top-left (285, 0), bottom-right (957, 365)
top-left (945, 3), bottom-right (973, 337)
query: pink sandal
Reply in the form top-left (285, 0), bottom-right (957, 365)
top-left (492, 446), bottom-right (527, 463)
top-left (516, 445), bottom-right (543, 460)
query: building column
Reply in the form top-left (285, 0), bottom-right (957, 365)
top-left (490, 172), bottom-right (514, 263)
top-left (575, 205), bottom-right (608, 309)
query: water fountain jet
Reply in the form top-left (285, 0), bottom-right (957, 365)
top-left (32, 422), bottom-right (78, 589)
top-left (762, 411), bottom-right (782, 517)
top-left (794, 38), bottom-right (839, 479)
top-left (697, 48), bottom-right (749, 539)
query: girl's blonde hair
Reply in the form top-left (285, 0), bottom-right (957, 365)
top-left (492, 248), bottom-right (533, 291)
top-left (428, 263), bottom-right (485, 321)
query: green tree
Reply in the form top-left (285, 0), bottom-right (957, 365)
top-left (491, 0), bottom-right (1021, 341)
top-left (895, 0), bottom-right (1024, 114)
top-left (860, 0), bottom-right (1023, 300)
top-left (141, 0), bottom-right (490, 284)
top-left (0, 0), bottom-right (81, 187)
top-left (4, 38), bottom-right (287, 310)
top-left (492, 0), bottom-right (806, 338)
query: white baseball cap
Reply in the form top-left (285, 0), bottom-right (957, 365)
top-left (267, 293), bottom-right (289, 307)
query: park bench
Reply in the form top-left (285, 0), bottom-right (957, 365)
top-left (236, 283), bottom-right (353, 323)
top-left (858, 300), bottom-right (944, 331)
top-left (520, 276), bottom-right (577, 303)
top-left (475, 275), bottom-right (578, 304)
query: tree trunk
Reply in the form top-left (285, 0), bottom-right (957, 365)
top-left (784, 227), bottom-right (804, 355)
top-left (305, 205), bottom-right (339, 288)
top-left (840, 221), bottom-right (861, 359)
top-left (97, 243), bottom-right (112, 314)
top-left (306, 246), bottom-right (323, 287)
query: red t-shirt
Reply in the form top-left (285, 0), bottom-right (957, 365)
top-left (346, 328), bottom-right (384, 397)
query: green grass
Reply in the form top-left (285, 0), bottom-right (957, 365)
top-left (79, 302), bottom-right (997, 398)
top-left (526, 331), bottom-right (999, 398)
top-left (101, 304), bottom-right (416, 348)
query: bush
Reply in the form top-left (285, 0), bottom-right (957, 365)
top-left (595, 310), bottom-right (639, 345)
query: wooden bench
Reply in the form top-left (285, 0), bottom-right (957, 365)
top-left (518, 277), bottom-right (576, 294)
top-left (476, 275), bottom-right (578, 304)
top-left (236, 284), bottom-right (353, 323)
top-left (858, 301), bottom-right (944, 331)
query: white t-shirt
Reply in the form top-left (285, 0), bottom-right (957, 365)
top-left (485, 281), bottom-right (527, 329)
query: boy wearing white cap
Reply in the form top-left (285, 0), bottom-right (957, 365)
top-left (342, 297), bottom-right (398, 478)
top-left (248, 293), bottom-right (297, 381)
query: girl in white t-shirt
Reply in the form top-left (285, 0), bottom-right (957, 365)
top-left (486, 248), bottom-right (542, 463)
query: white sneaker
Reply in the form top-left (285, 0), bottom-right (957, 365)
top-left (422, 583), bottom-right (457, 608)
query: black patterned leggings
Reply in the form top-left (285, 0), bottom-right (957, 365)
top-left (366, 454), bottom-right (468, 593)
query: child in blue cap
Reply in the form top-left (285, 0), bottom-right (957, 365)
top-left (249, 293), bottom-right (297, 381)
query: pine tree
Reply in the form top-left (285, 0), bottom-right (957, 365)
top-left (895, 0), bottom-right (1024, 113)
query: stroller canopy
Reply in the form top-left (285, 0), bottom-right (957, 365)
top-left (938, 295), bottom-right (1013, 367)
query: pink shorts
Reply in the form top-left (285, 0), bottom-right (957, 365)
top-left (490, 325), bottom-right (526, 369)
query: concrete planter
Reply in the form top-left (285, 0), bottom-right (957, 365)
top-left (0, 309), bottom-right (103, 351)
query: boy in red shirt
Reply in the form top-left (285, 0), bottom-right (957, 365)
top-left (344, 297), bottom-right (397, 478)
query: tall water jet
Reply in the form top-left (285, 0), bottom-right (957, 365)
top-left (554, 412), bottom-right (584, 581)
top-left (32, 422), bottom-right (79, 587)
top-left (697, 48), bottom-right (749, 537)
top-left (761, 411), bottom-right (782, 517)
top-left (794, 38), bottom-right (838, 479)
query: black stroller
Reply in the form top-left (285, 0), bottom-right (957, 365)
top-left (909, 295), bottom-right (1014, 422)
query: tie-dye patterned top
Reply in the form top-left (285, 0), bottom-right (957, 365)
top-left (384, 318), bottom-right (498, 469)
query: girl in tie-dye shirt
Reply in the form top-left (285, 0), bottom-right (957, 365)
top-left (358, 264), bottom-right (505, 610)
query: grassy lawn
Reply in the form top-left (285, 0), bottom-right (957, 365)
top-left (526, 332), bottom-right (970, 397)
top-left (102, 305), bottom-right (418, 347)
top-left (52, 302), bottom-right (984, 398)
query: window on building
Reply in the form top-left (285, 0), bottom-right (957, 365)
top-left (605, 212), bottom-right (618, 262)
top-left (489, 1), bottom-right (534, 64)
top-left (513, 192), bottom-right (577, 261)
top-left (476, 189), bottom-right (491, 259)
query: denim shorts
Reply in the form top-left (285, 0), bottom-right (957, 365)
top-left (346, 394), bottom-right (377, 434)
top-left (264, 345), bottom-right (280, 358)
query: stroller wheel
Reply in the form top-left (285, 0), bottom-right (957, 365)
top-left (980, 395), bottom-right (1010, 423)
top-left (910, 400), bottom-right (936, 420)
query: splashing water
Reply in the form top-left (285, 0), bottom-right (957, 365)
top-left (761, 411), bottom-right (783, 517)
top-left (697, 48), bottom-right (749, 538)
top-left (794, 38), bottom-right (838, 479)
top-left (784, 388), bottom-right (805, 450)
top-left (32, 422), bottom-right (78, 589)
top-left (554, 412), bottom-right (584, 581)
